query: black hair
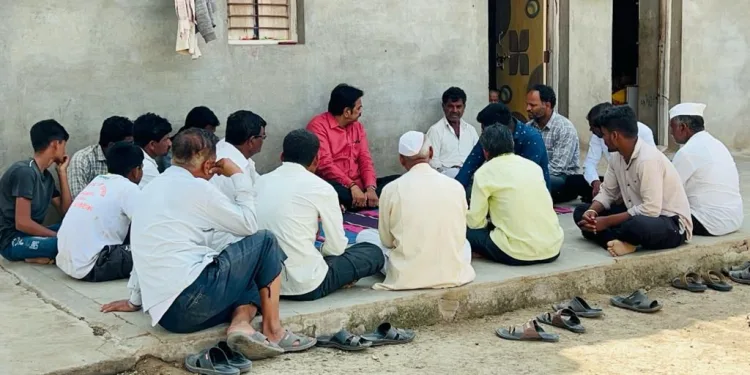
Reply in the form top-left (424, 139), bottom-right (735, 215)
top-left (99, 116), bottom-right (134, 148)
top-left (133, 113), bottom-right (173, 148)
top-left (586, 102), bottom-right (614, 124)
top-left (529, 84), bottom-right (557, 108)
top-left (30, 119), bottom-right (69, 152)
top-left (328, 84), bottom-right (364, 116)
top-left (179, 106), bottom-right (220, 133)
top-left (489, 88), bottom-right (500, 94)
top-left (476, 103), bottom-right (513, 128)
top-left (479, 124), bottom-right (515, 158)
top-left (105, 141), bottom-right (144, 177)
top-left (225, 110), bottom-right (267, 146)
top-left (593, 105), bottom-right (638, 138)
top-left (672, 115), bottom-right (705, 133)
top-left (442, 87), bottom-right (467, 105)
top-left (281, 129), bottom-right (320, 167)
top-left (172, 128), bottom-right (220, 164)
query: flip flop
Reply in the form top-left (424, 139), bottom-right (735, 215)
top-left (275, 329), bottom-right (317, 353)
top-left (316, 329), bottom-right (373, 351)
top-left (552, 296), bottom-right (603, 318)
top-left (537, 308), bottom-right (586, 333)
top-left (701, 270), bottom-right (733, 292)
top-left (227, 331), bottom-right (284, 361)
top-left (216, 341), bottom-right (252, 373)
top-left (184, 346), bottom-right (240, 375)
top-left (610, 290), bottom-right (662, 313)
top-left (726, 268), bottom-right (750, 285)
top-left (496, 319), bottom-right (559, 342)
top-left (722, 261), bottom-right (750, 275)
top-left (361, 322), bottom-right (416, 346)
top-left (671, 272), bottom-right (707, 293)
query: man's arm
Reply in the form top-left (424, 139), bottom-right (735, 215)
top-left (54, 161), bottom-right (73, 216)
top-left (583, 136), bottom-right (604, 185)
top-left (355, 126), bottom-right (377, 189)
top-left (466, 173), bottom-right (490, 229)
top-left (455, 143), bottom-right (485, 188)
top-left (592, 163), bottom-right (621, 210)
top-left (378, 185), bottom-right (395, 249)
top-left (671, 151), bottom-right (695, 186)
top-left (426, 125), bottom-right (445, 170)
top-left (202, 172), bottom-right (259, 236)
top-left (306, 120), bottom-right (354, 187)
top-left (15, 198), bottom-right (56, 237)
top-left (319, 188), bottom-right (347, 257)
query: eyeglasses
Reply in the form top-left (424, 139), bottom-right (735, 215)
top-left (253, 134), bottom-right (267, 140)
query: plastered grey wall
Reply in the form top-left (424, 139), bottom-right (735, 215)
top-left (681, 0), bottom-right (750, 152)
top-left (0, 0), bottom-right (488, 173)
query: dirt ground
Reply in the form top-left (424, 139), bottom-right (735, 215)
top-left (122, 285), bottom-right (750, 375)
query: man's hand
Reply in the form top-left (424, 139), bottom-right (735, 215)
top-left (577, 209), bottom-right (598, 232)
top-left (351, 185), bottom-right (367, 208)
top-left (591, 180), bottom-right (602, 197)
top-left (365, 187), bottom-right (379, 207)
top-left (57, 155), bottom-right (70, 174)
top-left (211, 158), bottom-right (243, 177)
top-left (101, 299), bottom-right (141, 313)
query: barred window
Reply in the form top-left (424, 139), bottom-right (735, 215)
top-left (227, 0), bottom-right (302, 44)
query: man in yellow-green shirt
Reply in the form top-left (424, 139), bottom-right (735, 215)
top-left (466, 125), bottom-right (563, 265)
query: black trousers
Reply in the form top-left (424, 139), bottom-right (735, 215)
top-left (283, 242), bottom-right (385, 301)
top-left (81, 244), bottom-right (133, 282)
top-left (692, 215), bottom-right (713, 236)
top-left (466, 226), bottom-right (560, 265)
top-left (566, 174), bottom-right (604, 203)
top-left (328, 175), bottom-right (400, 210)
top-left (573, 204), bottom-right (686, 250)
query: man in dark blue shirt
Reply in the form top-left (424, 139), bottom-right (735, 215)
top-left (455, 103), bottom-right (550, 198)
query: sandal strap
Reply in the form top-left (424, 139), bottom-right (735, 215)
top-left (520, 320), bottom-right (542, 339)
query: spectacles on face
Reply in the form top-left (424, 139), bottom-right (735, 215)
top-left (252, 134), bottom-right (267, 140)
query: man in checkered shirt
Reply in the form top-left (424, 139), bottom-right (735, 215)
top-left (526, 84), bottom-right (580, 202)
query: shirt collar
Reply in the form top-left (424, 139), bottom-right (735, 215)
top-left (534, 112), bottom-right (559, 131)
top-left (442, 117), bottom-right (469, 130)
top-left (280, 161), bottom-right (310, 173)
top-left (142, 148), bottom-right (156, 164)
top-left (627, 138), bottom-right (643, 167)
top-left (409, 162), bottom-right (432, 173)
top-left (93, 145), bottom-right (107, 162)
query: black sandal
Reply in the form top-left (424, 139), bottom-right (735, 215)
top-left (361, 322), bottom-right (416, 346)
top-left (316, 329), bottom-right (372, 351)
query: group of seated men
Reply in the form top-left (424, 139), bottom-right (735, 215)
top-left (0, 82), bottom-right (742, 357)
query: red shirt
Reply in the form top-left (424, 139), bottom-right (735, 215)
top-left (306, 112), bottom-right (377, 189)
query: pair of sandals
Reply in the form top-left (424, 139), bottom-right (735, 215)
top-left (496, 297), bottom-right (603, 343)
top-left (317, 322), bottom-right (416, 351)
top-left (185, 341), bottom-right (253, 375)
top-left (722, 261), bottom-right (750, 285)
top-left (672, 270), bottom-right (733, 292)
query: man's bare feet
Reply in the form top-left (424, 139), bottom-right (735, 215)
top-left (342, 280), bottom-right (358, 289)
top-left (607, 240), bottom-right (636, 257)
top-left (24, 257), bottom-right (54, 264)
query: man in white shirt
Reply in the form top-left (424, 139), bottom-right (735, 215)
top-left (356, 131), bottom-right (475, 290)
top-left (669, 103), bottom-right (743, 236)
top-left (256, 129), bottom-right (384, 300)
top-left (567, 102), bottom-right (656, 202)
top-left (426, 87), bottom-right (479, 178)
top-left (57, 142), bottom-right (143, 282)
top-left (133, 113), bottom-right (172, 188)
top-left (211, 110), bottom-right (265, 197)
top-left (101, 129), bottom-right (315, 359)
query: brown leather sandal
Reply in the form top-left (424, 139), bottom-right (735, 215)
top-left (496, 319), bottom-right (559, 342)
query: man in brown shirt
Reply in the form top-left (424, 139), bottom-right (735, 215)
top-left (573, 106), bottom-right (692, 256)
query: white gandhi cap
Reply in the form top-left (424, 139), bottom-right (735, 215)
top-left (669, 103), bottom-right (707, 120)
top-left (398, 131), bottom-right (425, 157)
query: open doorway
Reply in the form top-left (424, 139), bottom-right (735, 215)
top-left (488, 0), bottom-right (547, 123)
top-left (611, 0), bottom-right (639, 112)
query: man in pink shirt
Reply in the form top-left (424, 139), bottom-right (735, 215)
top-left (306, 84), bottom-right (399, 210)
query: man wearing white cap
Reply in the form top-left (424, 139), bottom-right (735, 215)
top-left (669, 103), bottom-right (743, 236)
top-left (355, 131), bottom-right (475, 290)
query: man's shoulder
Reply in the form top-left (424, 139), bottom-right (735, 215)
top-left (3, 160), bottom-right (36, 181)
top-left (306, 112), bottom-right (330, 130)
top-left (427, 119), bottom-right (445, 133)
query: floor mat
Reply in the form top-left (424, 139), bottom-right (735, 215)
top-left (316, 210), bottom-right (379, 247)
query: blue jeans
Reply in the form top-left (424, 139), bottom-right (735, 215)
top-left (0, 224), bottom-right (60, 261)
top-left (158, 230), bottom-right (287, 334)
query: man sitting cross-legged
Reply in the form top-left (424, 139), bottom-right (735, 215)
top-left (56, 142), bottom-right (143, 282)
top-left (466, 125), bottom-right (563, 265)
top-left (356, 131), bottom-right (475, 290)
top-left (101, 129), bottom-right (315, 359)
top-left (256, 129), bottom-right (384, 301)
top-left (573, 105), bottom-right (692, 256)
top-left (0, 120), bottom-right (73, 264)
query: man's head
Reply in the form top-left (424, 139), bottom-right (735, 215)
top-left (30, 119), bottom-right (69, 163)
top-left (586, 102), bottom-right (614, 138)
top-left (105, 141), bottom-right (144, 184)
top-left (526, 84), bottom-right (556, 122)
top-left (669, 103), bottom-right (706, 145)
top-left (398, 131), bottom-right (433, 171)
top-left (328, 84), bottom-right (364, 126)
top-left (171, 128), bottom-right (220, 180)
top-left (281, 129), bottom-right (320, 172)
top-left (489, 89), bottom-right (500, 104)
top-left (593, 105), bottom-right (639, 153)
top-left (180, 106), bottom-right (220, 134)
top-left (442, 87), bottom-right (467, 125)
top-left (133, 113), bottom-right (173, 157)
top-left (476, 102), bottom-right (513, 131)
top-left (226, 110), bottom-right (267, 158)
top-left (479, 124), bottom-right (515, 160)
top-left (99, 116), bottom-right (134, 153)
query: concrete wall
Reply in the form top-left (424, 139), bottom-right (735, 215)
top-left (0, 0), bottom-right (488, 173)
top-left (681, 0), bottom-right (750, 152)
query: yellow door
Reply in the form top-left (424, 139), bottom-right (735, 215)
top-left (493, 0), bottom-right (547, 122)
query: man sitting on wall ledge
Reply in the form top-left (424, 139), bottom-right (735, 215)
top-left (573, 105), bottom-right (692, 257)
top-left (306, 84), bottom-right (399, 210)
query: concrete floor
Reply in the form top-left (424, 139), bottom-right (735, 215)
top-left (3, 157), bottom-right (750, 375)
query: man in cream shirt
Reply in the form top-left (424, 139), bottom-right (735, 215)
top-left (426, 87), bottom-right (479, 178)
top-left (357, 131), bottom-right (475, 290)
top-left (669, 103), bottom-right (743, 236)
top-left (211, 110), bottom-right (265, 197)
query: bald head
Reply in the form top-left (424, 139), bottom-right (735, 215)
top-left (172, 128), bottom-right (219, 178)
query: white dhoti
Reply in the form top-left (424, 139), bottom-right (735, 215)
top-left (440, 167), bottom-right (460, 179)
